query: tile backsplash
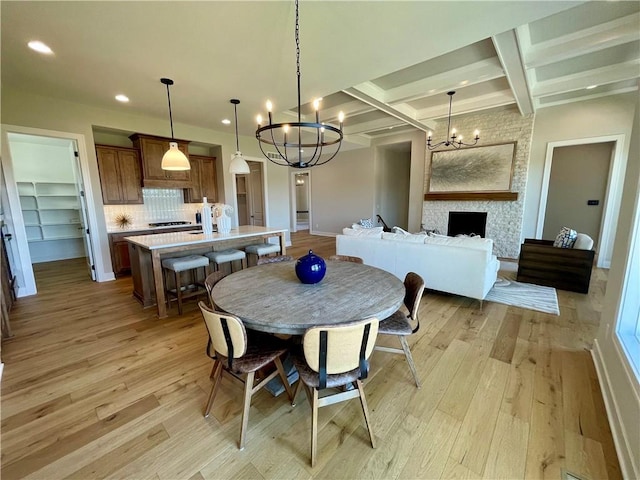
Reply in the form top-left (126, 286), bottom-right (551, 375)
top-left (104, 188), bottom-right (202, 231)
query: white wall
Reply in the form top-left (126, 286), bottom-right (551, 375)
top-left (1, 87), bottom-right (290, 279)
top-left (9, 141), bottom-right (75, 183)
top-left (525, 93), bottom-right (636, 240)
top-left (309, 148), bottom-right (375, 235)
top-left (592, 91), bottom-right (640, 480)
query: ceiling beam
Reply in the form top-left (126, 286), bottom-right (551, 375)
top-left (344, 116), bottom-right (407, 136)
top-left (415, 90), bottom-right (515, 120)
top-left (532, 60), bottom-right (640, 97)
top-left (342, 133), bottom-right (372, 148)
top-left (524, 13), bottom-right (640, 69)
top-left (342, 86), bottom-right (435, 132)
top-left (492, 29), bottom-right (534, 115)
top-left (320, 100), bottom-right (376, 123)
top-left (382, 58), bottom-right (505, 104)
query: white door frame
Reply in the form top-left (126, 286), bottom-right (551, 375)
top-left (290, 170), bottom-right (311, 233)
top-left (230, 155), bottom-right (269, 228)
top-left (1, 124), bottom-right (105, 296)
top-left (537, 134), bottom-right (626, 268)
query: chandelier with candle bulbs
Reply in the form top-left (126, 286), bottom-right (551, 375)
top-left (255, 0), bottom-right (344, 168)
top-left (427, 91), bottom-right (480, 150)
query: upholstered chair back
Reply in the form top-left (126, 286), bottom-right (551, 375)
top-left (303, 319), bottom-right (378, 379)
top-left (404, 272), bottom-right (426, 326)
top-left (574, 233), bottom-right (594, 250)
top-left (198, 302), bottom-right (247, 360)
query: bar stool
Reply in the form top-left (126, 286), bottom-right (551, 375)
top-left (162, 255), bottom-right (211, 315)
top-left (205, 249), bottom-right (246, 274)
top-left (245, 243), bottom-right (281, 266)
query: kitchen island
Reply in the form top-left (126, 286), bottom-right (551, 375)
top-left (126, 226), bottom-right (287, 318)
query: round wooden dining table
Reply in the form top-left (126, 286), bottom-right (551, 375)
top-left (210, 260), bottom-right (405, 335)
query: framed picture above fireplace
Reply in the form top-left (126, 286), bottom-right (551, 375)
top-left (425, 142), bottom-right (518, 201)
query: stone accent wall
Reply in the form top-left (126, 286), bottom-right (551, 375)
top-left (422, 106), bottom-right (534, 259)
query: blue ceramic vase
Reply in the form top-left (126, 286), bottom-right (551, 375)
top-left (295, 250), bottom-right (326, 284)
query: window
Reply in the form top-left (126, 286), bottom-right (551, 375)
top-left (616, 190), bottom-right (640, 380)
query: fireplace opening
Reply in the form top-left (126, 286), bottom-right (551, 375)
top-left (448, 211), bottom-right (487, 237)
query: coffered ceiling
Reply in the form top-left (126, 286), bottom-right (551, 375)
top-left (2, 1), bottom-right (638, 150)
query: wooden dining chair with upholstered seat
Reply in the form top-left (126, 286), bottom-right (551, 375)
top-left (204, 271), bottom-right (228, 308)
top-left (198, 302), bottom-right (294, 450)
top-left (374, 272), bottom-right (425, 388)
top-left (292, 318), bottom-right (379, 467)
top-left (328, 254), bottom-right (363, 264)
top-left (256, 255), bottom-right (294, 265)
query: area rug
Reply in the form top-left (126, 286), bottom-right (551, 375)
top-left (485, 271), bottom-right (560, 315)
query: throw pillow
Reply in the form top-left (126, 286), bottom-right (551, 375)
top-left (358, 217), bottom-right (375, 229)
top-left (553, 226), bottom-right (578, 248)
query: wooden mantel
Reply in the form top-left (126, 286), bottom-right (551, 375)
top-left (424, 192), bottom-right (519, 201)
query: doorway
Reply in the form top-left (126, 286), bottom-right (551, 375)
top-left (377, 142), bottom-right (411, 230)
top-left (1, 126), bottom-right (100, 296)
top-left (292, 172), bottom-right (311, 232)
top-left (542, 142), bottom-right (614, 249)
top-left (537, 134), bottom-right (627, 269)
top-left (235, 161), bottom-right (265, 226)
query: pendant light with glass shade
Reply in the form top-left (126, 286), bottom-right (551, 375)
top-left (160, 78), bottom-right (190, 171)
top-left (229, 99), bottom-right (250, 174)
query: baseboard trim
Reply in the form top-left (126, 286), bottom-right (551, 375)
top-left (309, 230), bottom-right (337, 237)
top-left (591, 339), bottom-right (639, 480)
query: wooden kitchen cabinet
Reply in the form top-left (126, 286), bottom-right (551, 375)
top-left (129, 133), bottom-right (191, 188)
top-left (109, 225), bottom-right (201, 277)
top-left (184, 155), bottom-right (218, 203)
top-left (111, 237), bottom-right (132, 276)
top-left (96, 145), bottom-right (143, 205)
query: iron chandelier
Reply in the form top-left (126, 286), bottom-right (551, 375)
top-left (255, 0), bottom-right (344, 168)
top-left (427, 91), bottom-right (480, 150)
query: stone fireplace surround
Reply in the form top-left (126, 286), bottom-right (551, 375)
top-left (421, 106), bottom-right (534, 259)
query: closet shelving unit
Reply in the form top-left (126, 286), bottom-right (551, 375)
top-left (17, 182), bottom-right (83, 242)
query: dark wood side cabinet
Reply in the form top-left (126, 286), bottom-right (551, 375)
top-left (184, 155), bottom-right (218, 203)
top-left (96, 145), bottom-right (143, 205)
top-left (129, 133), bottom-right (191, 188)
top-left (516, 239), bottom-right (595, 293)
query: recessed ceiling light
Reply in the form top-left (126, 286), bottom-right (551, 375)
top-left (115, 94), bottom-right (130, 103)
top-left (459, 80), bottom-right (469, 86)
top-left (28, 40), bottom-right (53, 54)
top-left (586, 85), bottom-right (598, 90)
top-left (222, 119), bottom-right (231, 125)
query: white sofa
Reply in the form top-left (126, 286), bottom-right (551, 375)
top-left (336, 230), bottom-right (500, 301)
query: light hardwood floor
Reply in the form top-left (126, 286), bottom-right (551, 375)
top-left (1, 230), bottom-right (620, 479)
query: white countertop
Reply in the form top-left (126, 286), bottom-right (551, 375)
top-left (107, 223), bottom-right (201, 235)
top-left (125, 225), bottom-right (287, 250)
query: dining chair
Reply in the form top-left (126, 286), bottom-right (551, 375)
top-left (204, 271), bottom-right (228, 308)
top-left (292, 317), bottom-right (379, 467)
top-left (198, 301), bottom-right (294, 450)
top-left (257, 255), bottom-right (294, 265)
top-left (328, 254), bottom-right (363, 264)
top-left (374, 272), bottom-right (425, 388)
